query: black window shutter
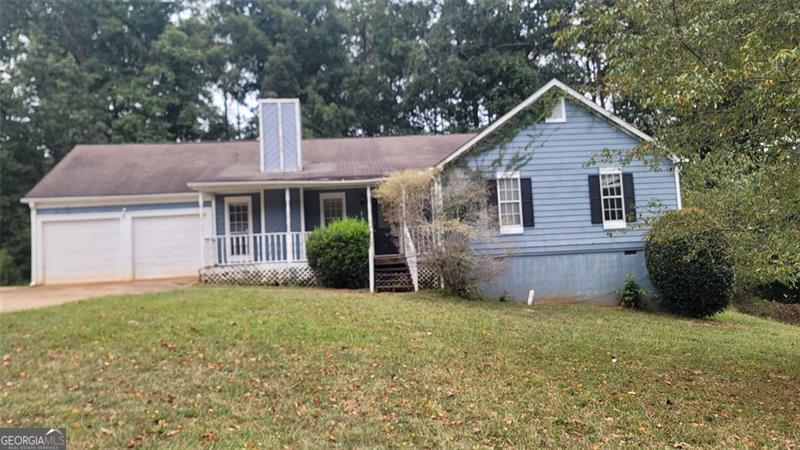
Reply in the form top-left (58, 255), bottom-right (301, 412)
top-left (520, 178), bottom-right (534, 227)
top-left (588, 175), bottom-right (602, 224)
top-left (486, 179), bottom-right (497, 209)
top-left (623, 173), bottom-right (636, 222)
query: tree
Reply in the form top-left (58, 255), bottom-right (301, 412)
top-left (0, 0), bottom-right (225, 284)
top-left (405, 0), bottom-right (581, 132)
top-left (583, 0), bottom-right (800, 290)
top-left (374, 169), bottom-right (505, 298)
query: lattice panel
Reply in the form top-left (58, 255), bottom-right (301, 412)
top-left (418, 263), bottom-right (439, 290)
top-left (201, 263), bottom-right (318, 287)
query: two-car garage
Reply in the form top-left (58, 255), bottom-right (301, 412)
top-left (32, 198), bottom-right (211, 285)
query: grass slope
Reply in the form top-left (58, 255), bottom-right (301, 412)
top-left (1, 286), bottom-right (798, 448)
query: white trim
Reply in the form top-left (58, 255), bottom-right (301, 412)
top-left (366, 186), bottom-right (375, 293)
top-left (674, 166), bottom-right (682, 210)
top-left (224, 196), bottom-right (253, 262)
top-left (319, 192), bottom-right (346, 226)
top-left (29, 203), bottom-right (38, 285)
top-left (436, 79), bottom-right (657, 169)
top-left (210, 192), bottom-right (218, 236)
top-left (258, 98), bottom-right (301, 172)
top-left (598, 168), bottom-right (626, 230)
top-left (496, 171), bottom-right (524, 235)
top-left (21, 192), bottom-right (199, 207)
top-left (544, 97), bottom-right (566, 123)
top-left (277, 102), bottom-right (284, 171)
top-left (224, 196), bottom-right (253, 235)
top-left (198, 192), bottom-right (205, 266)
top-left (258, 103), bottom-right (265, 172)
top-left (188, 178), bottom-right (386, 191)
top-left (299, 188), bottom-right (306, 232)
top-left (295, 101), bottom-right (303, 171)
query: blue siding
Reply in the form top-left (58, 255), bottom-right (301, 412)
top-left (281, 103), bottom-right (299, 171)
top-left (290, 189), bottom-right (302, 232)
top-left (480, 251), bottom-right (655, 304)
top-left (303, 188), bottom-right (367, 231)
top-left (464, 99), bottom-right (678, 257)
top-left (214, 193), bottom-right (261, 236)
top-left (260, 103), bottom-right (281, 172)
top-left (260, 101), bottom-right (300, 172)
top-left (39, 201), bottom-right (209, 215)
top-left (263, 189), bottom-right (286, 232)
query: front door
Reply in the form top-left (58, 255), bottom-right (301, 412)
top-left (371, 198), bottom-right (399, 255)
top-left (225, 196), bottom-right (252, 262)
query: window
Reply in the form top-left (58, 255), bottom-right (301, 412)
top-left (545, 97), bottom-right (566, 123)
top-left (497, 171), bottom-right (523, 234)
top-left (599, 168), bottom-right (626, 230)
top-left (320, 192), bottom-right (346, 226)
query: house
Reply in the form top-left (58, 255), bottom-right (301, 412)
top-left (22, 79), bottom-right (681, 302)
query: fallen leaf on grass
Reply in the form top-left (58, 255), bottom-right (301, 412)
top-left (100, 428), bottom-right (113, 436)
top-left (201, 431), bottom-right (215, 441)
top-left (166, 429), bottom-right (180, 437)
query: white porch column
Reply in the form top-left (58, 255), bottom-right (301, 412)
top-left (367, 186), bottom-right (375, 293)
top-left (198, 192), bottom-right (207, 268)
top-left (259, 190), bottom-right (266, 262)
top-left (299, 188), bottom-right (306, 259)
top-left (285, 188), bottom-right (293, 263)
top-left (29, 202), bottom-right (38, 286)
top-left (433, 175), bottom-right (443, 216)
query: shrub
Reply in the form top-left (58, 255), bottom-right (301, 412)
top-left (306, 218), bottom-right (370, 289)
top-left (645, 209), bottom-right (735, 318)
top-left (374, 169), bottom-right (505, 299)
top-left (734, 294), bottom-right (800, 326)
top-left (0, 249), bottom-right (24, 285)
top-left (614, 274), bottom-right (646, 309)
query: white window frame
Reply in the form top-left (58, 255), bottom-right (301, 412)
top-left (545, 97), bottom-right (566, 123)
top-left (319, 192), bottom-right (346, 226)
top-left (598, 168), bottom-right (626, 230)
top-left (496, 171), bottom-right (524, 235)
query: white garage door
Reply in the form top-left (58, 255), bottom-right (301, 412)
top-left (43, 218), bottom-right (124, 284)
top-left (132, 215), bottom-right (199, 279)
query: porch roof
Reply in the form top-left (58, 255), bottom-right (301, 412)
top-left (25, 134), bottom-right (474, 199)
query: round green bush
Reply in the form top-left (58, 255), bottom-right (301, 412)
top-left (645, 209), bottom-right (735, 318)
top-left (306, 218), bottom-right (370, 289)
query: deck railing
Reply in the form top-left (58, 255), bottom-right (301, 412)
top-left (203, 231), bottom-right (310, 266)
top-left (408, 226), bottom-right (438, 256)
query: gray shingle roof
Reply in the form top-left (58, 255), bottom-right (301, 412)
top-left (25, 134), bottom-right (475, 198)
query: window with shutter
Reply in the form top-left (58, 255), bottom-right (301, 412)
top-left (598, 168), bottom-right (626, 230)
top-left (495, 171), bottom-right (524, 234)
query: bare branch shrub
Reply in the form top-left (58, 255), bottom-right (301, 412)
top-left (374, 169), bottom-right (505, 298)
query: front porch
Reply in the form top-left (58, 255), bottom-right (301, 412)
top-left (195, 183), bottom-right (430, 291)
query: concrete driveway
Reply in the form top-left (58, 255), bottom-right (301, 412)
top-left (0, 277), bottom-right (197, 313)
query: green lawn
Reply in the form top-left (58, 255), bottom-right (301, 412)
top-left (1, 287), bottom-right (798, 448)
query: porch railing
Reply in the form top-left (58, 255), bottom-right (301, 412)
top-left (408, 226), bottom-right (438, 256)
top-left (203, 231), bottom-right (310, 266)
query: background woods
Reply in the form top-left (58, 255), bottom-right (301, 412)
top-left (1, 0), bottom-right (798, 295)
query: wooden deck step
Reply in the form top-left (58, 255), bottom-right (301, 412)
top-left (374, 254), bottom-right (413, 292)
